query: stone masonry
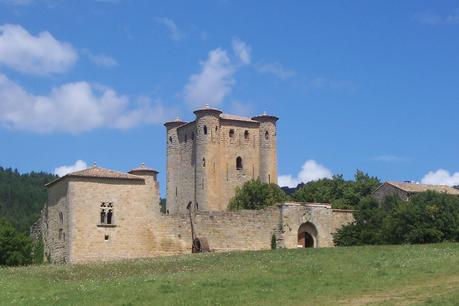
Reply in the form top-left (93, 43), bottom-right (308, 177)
top-left (165, 106), bottom-right (278, 214)
top-left (36, 108), bottom-right (355, 264)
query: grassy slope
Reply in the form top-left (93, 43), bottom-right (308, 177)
top-left (1, 244), bottom-right (458, 306)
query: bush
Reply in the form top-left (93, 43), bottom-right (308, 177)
top-left (0, 219), bottom-right (33, 266)
top-left (271, 233), bottom-right (277, 250)
top-left (228, 180), bottom-right (287, 210)
top-left (334, 191), bottom-right (459, 246)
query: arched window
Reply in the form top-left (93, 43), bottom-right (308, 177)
top-left (236, 156), bottom-right (243, 170)
top-left (100, 209), bottom-right (106, 224)
top-left (265, 130), bottom-right (269, 140)
top-left (244, 130), bottom-right (249, 139)
top-left (107, 209), bottom-right (113, 224)
top-left (169, 136), bottom-right (173, 143)
top-left (202, 158), bottom-right (206, 167)
top-left (229, 129), bottom-right (235, 138)
top-left (59, 212), bottom-right (63, 224)
top-left (203, 125), bottom-right (208, 135)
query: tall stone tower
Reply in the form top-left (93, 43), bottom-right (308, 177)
top-left (164, 106), bottom-right (278, 214)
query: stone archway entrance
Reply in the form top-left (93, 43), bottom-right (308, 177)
top-left (297, 222), bottom-right (318, 248)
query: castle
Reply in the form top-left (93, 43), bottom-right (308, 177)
top-left (165, 105), bottom-right (278, 213)
top-left (34, 107), bottom-right (354, 264)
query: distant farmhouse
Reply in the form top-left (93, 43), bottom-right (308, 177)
top-left (373, 181), bottom-right (459, 203)
top-left (34, 106), bottom-right (354, 264)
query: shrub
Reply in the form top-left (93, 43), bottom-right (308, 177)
top-left (0, 219), bottom-right (33, 266)
top-left (228, 180), bottom-right (287, 210)
top-left (271, 233), bottom-right (277, 250)
top-left (334, 191), bottom-right (459, 246)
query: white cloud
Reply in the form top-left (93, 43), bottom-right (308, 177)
top-left (183, 39), bottom-right (251, 108)
top-left (0, 24), bottom-right (77, 75)
top-left (0, 0), bottom-right (32, 6)
top-left (232, 38), bottom-right (251, 64)
top-left (256, 62), bottom-right (295, 79)
top-left (278, 160), bottom-right (333, 188)
top-left (82, 49), bottom-right (118, 68)
top-left (54, 160), bottom-right (87, 177)
top-left (413, 8), bottom-right (459, 25)
top-left (421, 169), bottom-right (459, 186)
top-left (373, 155), bottom-right (407, 163)
top-left (153, 17), bottom-right (184, 41)
top-left (183, 48), bottom-right (234, 108)
top-left (0, 74), bottom-right (169, 133)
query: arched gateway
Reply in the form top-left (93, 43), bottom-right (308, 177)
top-left (297, 222), bottom-right (318, 248)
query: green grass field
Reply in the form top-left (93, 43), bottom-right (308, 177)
top-left (1, 243), bottom-right (458, 306)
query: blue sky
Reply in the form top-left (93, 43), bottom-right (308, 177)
top-left (1, 0), bottom-right (459, 192)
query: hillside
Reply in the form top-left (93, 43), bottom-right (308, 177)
top-left (1, 243), bottom-right (458, 305)
top-left (0, 167), bottom-right (56, 233)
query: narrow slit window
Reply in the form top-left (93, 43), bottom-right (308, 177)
top-left (236, 156), bottom-right (243, 170)
top-left (229, 129), bottom-right (235, 138)
top-left (203, 125), bottom-right (208, 135)
top-left (202, 158), bottom-right (206, 167)
top-left (265, 131), bottom-right (269, 140)
top-left (244, 130), bottom-right (249, 139)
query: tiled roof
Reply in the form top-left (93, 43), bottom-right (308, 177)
top-left (129, 163), bottom-right (158, 173)
top-left (45, 166), bottom-right (144, 187)
top-left (219, 113), bottom-right (258, 123)
top-left (386, 181), bottom-right (459, 195)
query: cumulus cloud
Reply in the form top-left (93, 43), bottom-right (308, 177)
top-left (183, 48), bottom-right (234, 108)
top-left (0, 74), bottom-right (169, 133)
top-left (232, 38), bottom-right (251, 64)
top-left (82, 49), bottom-right (118, 68)
top-left (153, 17), bottom-right (184, 41)
top-left (256, 62), bottom-right (295, 79)
top-left (0, 24), bottom-right (77, 75)
top-left (278, 160), bottom-right (333, 188)
top-left (54, 160), bottom-right (87, 177)
top-left (421, 169), bottom-right (459, 186)
top-left (183, 39), bottom-right (251, 108)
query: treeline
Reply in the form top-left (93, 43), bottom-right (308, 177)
top-left (0, 167), bottom-right (56, 233)
top-left (334, 191), bottom-right (459, 245)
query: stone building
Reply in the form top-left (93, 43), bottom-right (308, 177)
top-left (372, 181), bottom-right (459, 203)
top-left (165, 105), bottom-right (278, 213)
top-left (40, 164), bottom-right (161, 263)
top-left (35, 108), bottom-right (355, 264)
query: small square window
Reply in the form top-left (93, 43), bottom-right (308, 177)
top-left (104, 235), bottom-right (109, 241)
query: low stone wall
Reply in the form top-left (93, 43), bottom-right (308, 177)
top-left (158, 206), bottom-right (280, 253)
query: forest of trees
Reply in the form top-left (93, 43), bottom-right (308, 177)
top-left (0, 167), bottom-right (56, 233)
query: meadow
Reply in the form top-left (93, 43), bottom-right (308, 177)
top-left (1, 243), bottom-right (458, 305)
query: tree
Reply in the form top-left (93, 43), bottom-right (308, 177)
top-left (0, 219), bottom-right (33, 266)
top-left (0, 167), bottom-right (56, 233)
top-left (292, 170), bottom-right (380, 209)
top-left (333, 191), bottom-right (459, 246)
top-left (228, 180), bottom-right (287, 210)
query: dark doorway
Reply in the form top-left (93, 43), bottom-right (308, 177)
top-left (297, 222), bottom-right (317, 248)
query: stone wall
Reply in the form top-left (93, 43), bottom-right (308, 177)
top-left (44, 178), bottom-right (70, 263)
top-left (372, 184), bottom-right (409, 203)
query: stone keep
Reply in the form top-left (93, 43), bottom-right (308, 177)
top-left (165, 106), bottom-right (278, 213)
